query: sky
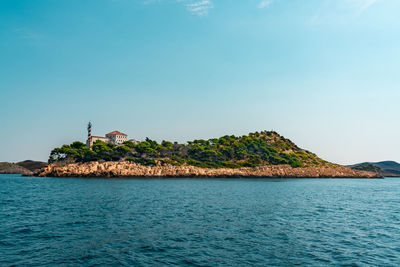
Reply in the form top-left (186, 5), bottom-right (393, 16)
top-left (1, 0), bottom-right (400, 164)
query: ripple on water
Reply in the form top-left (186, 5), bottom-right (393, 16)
top-left (1, 175), bottom-right (400, 266)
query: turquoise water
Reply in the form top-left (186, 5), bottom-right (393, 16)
top-left (1, 175), bottom-right (400, 266)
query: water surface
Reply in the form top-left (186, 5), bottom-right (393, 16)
top-left (1, 174), bottom-right (400, 266)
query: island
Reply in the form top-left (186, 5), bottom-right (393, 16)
top-left (0, 160), bottom-right (47, 175)
top-left (33, 131), bottom-right (378, 178)
top-left (349, 161), bottom-right (400, 177)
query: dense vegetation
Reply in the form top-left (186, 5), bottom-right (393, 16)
top-left (49, 131), bottom-right (329, 168)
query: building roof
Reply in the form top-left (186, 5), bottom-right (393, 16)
top-left (106, 130), bottom-right (127, 136)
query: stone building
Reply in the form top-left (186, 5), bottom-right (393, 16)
top-left (86, 130), bottom-right (128, 148)
top-left (105, 131), bottom-right (128, 145)
top-left (86, 136), bottom-right (109, 148)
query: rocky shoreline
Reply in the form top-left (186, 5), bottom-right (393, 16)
top-left (33, 161), bottom-right (380, 178)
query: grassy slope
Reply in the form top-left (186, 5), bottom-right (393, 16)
top-left (158, 131), bottom-right (334, 168)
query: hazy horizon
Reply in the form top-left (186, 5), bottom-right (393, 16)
top-left (1, 0), bottom-right (399, 164)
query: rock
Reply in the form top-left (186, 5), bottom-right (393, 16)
top-left (34, 162), bottom-right (379, 178)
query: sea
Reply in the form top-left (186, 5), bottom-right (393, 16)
top-left (1, 174), bottom-right (400, 266)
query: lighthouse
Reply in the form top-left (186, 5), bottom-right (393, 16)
top-left (86, 122), bottom-right (92, 148)
top-left (87, 122), bottom-right (92, 140)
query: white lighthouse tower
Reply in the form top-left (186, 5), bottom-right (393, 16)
top-left (86, 122), bottom-right (92, 148)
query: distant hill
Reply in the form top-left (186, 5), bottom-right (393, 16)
top-left (0, 160), bottom-right (47, 175)
top-left (0, 162), bottom-right (32, 175)
top-left (16, 160), bottom-right (48, 172)
top-left (349, 161), bottom-right (400, 177)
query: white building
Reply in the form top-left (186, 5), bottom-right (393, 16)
top-left (86, 130), bottom-right (128, 148)
top-left (105, 131), bottom-right (128, 145)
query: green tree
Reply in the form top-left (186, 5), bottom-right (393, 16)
top-left (92, 141), bottom-right (114, 161)
top-left (114, 145), bottom-right (131, 158)
top-left (123, 141), bottom-right (137, 149)
top-left (161, 140), bottom-right (173, 150)
top-left (70, 141), bottom-right (86, 150)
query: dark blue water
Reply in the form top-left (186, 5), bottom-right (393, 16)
top-left (1, 175), bottom-right (400, 266)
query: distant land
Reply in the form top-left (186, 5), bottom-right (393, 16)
top-left (349, 161), bottom-right (400, 177)
top-left (0, 160), bottom-right (47, 175)
top-left (33, 131), bottom-right (378, 178)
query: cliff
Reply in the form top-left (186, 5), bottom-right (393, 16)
top-left (34, 161), bottom-right (379, 178)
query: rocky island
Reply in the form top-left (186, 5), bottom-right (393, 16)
top-left (33, 131), bottom-right (379, 178)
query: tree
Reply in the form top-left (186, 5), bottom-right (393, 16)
top-left (161, 140), bottom-right (173, 150)
top-left (123, 141), bottom-right (137, 149)
top-left (114, 145), bottom-right (131, 158)
top-left (92, 141), bottom-right (114, 161)
top-left (145, 138), bottom-right (161, 150)
top-left (49, 148), bottom-right (65, 163)
top-left (135, 141), bottom-right (157, 156)
top-left (70, 141), bottom-right (86, 150)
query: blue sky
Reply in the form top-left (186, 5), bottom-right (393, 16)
top-left (1, 0), bottom-right (399, 164)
